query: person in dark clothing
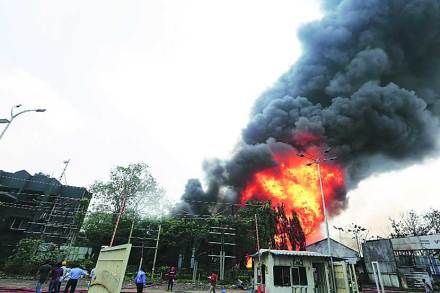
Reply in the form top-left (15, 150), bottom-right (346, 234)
top-left (36, 260), bottom-right (52, 293)
top-left (166, 266), bottom-right (177, 291)
top-left (134, 267), bottom-right (147, 293)
top-left (49, 262), bottom-right (63, 293)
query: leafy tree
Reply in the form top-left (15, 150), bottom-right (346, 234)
top-left (90, 163), bottom-right (167, 217)
top-left (234, 200), bottom-right (276, 251)
top-left (4, 238), bottom-right (64, 275)
top-left (80, 199), bottom-right (293, 275)
top-left (424, 209), bottom-right (440, 234)
top-left (82, 212), bottom-right (114, 249)
top-left (81, 210), bottom-right (142, 254)
top-left (389, 209), bottom-right (440, 237)
top-left (274, 205), bottom-right (306, 250)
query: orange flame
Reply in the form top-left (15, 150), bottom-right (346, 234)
top-left (245, 255), bottom-right (252, 270)
top-left (240, 145), bottom-right (345, 247)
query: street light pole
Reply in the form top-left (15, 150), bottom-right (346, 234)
top-left (297, 150), bottom-right (337, 292)
top-left (0, 104), bottom-right (46, 141)
top-left (316, 160), bottom-right (336, 292)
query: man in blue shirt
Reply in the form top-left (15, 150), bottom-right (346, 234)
top-left (134, 267), bottom-right (147, 293)
top-left (63, 262), bottom-right (88, 293)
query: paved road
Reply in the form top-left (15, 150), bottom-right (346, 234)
top-left (0, 278), bottom-right (249, 293)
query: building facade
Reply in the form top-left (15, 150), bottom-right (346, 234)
top-left (0, 169), bottom-right (91, 262)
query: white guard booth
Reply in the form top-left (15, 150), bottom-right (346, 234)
top-left (252, 249), bottom-right (332, 293)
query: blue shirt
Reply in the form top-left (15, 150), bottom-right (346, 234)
top-left (135, 270), bottom-right (146, 285)
top-left (68, 267), bottom-right (88, 280)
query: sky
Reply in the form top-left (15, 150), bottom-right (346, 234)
top-left (0, 0), bottom-right (438, 239)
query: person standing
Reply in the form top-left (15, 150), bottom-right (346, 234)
top-left (36, 260), bottom-right (52, 293)
top-left (134, 267), bottom-right (147, 293)
top-left (423, 278), bottom-right (433, 293)
top-left (48, 262), bottom-right (64, 293)
top-left (60, 261), bottom-right (70, 288)
top-left (87, 267), bottom-right (96, 289)
top-left (208, 271), bottom-right (217, 293)
top-left (63, 262), bottom-right (88, 293)
top-left (166, 266), bottom-right (177, 291)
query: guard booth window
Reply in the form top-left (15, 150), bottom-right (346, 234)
top-left (273, 266), bottom-right (291, 286)
top-left (292, 267), bottom-right (308, 286)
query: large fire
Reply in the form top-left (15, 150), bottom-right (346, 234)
top-left (240, 145), bottom-right (345, 249)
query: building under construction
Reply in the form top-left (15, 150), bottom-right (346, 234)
top-left (0, 169), bottom-right (91, 262)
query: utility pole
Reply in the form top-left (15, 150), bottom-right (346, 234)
top-left (110, 195), bottom-right (126, 247)
top-left (129, 224), bottom-right (162, 275)
top-left (128, 221), bottom-right (135, 244)
top-left (151, 224), bottom-right (162, 281)
top-left (208, 226), bottom-right (236, 281)
top-left (139, 242), bottom-right (144, 271)
top-left (255, 214), bottom-right (264, 292)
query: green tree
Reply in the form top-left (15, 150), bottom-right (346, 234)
top-left (80, 199), bottom-right (282, 274)
top-left (390, 210), bottom-right (429, 237)
top-left (90, 163), bottom-right (167, 217)
top-left (4, 238), bottom-right (64, 275)
top-left (81, 210), bottom-right (144, 254)
top-left (424, 209), bottom-right (440, 234)
top-left (234, 200), bottom-right (276, 250)
top-left (82, 212), bottom-right (114, 248)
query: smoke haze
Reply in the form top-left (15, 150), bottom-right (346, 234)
top-left (179, 0), bottom-right (440, 215)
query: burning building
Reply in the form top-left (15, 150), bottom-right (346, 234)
top-left (178, 0), bottom-right (440, 247)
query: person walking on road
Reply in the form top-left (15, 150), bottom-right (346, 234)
top-left (134, 267), bottom-right (147, 293)
top-left (48, 262), bottom-right (63, 293)
top-left (35, 260), bottom-right (52, 293)
top-left (208, 271), bottom-right (217, 293)
top-left (63, 262), bottom-right (88, 293)
top-left (166, 266), bottom-right (177, 291)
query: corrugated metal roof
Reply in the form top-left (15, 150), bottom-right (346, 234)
top-left (252, 249), bottom-right (330, 258)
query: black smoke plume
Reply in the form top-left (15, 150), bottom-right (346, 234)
top-left (178, 0), bottom-right (440, 216)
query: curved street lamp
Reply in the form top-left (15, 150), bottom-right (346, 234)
top-left (0, 104), bottom-right (46, 141)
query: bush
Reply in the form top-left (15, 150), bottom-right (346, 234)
top-left (4, 238), bottom-right (64, 275)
